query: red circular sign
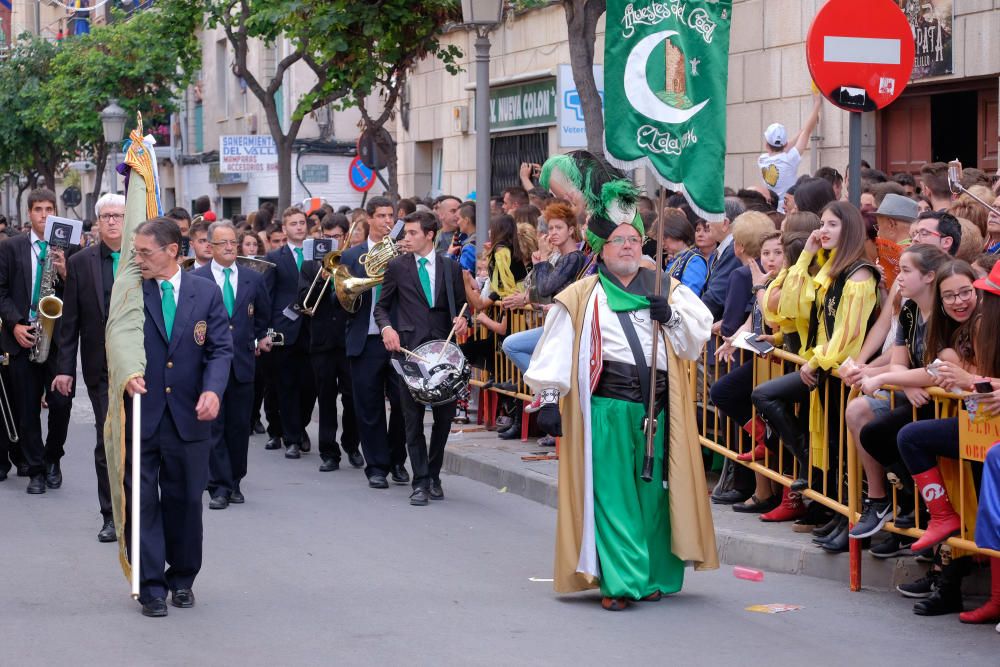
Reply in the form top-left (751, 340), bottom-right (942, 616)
top-left (348, 156), bottom-right (376, 193)
top-left (806, 0), bottom-right (915, 113)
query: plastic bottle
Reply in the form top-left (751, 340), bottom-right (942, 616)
top-left (733, 566), bottom-right (764, 582)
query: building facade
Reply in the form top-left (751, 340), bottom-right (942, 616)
top-left (396, 0), bottom-right (999, 201)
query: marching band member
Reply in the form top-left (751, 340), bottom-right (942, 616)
top-left (375, 211), bottom-right (468, 505)
top-left (0, 189), bottom-right (73, 495)
top-left (193, 221), bottom-right (271, 508)
top-left (126, 217), bottom-right (232, 617)
top-left (52, 193), bottom-right (125, 539)
top-left (263, 207), bottom-right (317, 459)
top-left (186, 217), bottom-right (213, 270)
top-left (341, 197), bottom-right (407, 489)
top-left (299, 214), bottom-right (363, 472)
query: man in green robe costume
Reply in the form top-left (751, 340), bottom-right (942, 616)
top-left (525, 211), bottom-right (718, 610)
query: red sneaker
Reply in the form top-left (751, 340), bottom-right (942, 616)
top-left (760, 487), bottom-right (807, 522)
top-left (736, 444), bottom-right (766, 462)
top-left (524, 393), bottom-right (543, 414)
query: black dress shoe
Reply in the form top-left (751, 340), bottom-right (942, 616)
top-left (141, 598), bottom-right (168, 617)
top-left (170, 589), bottom-right (195, 608)
top-left (45, 462), bottom-right (62, 489)
top-left (16, 464), bottom-right (29, 477)
top-left (347, 451), bottom-right (365, 469)
top-left (409, 488), bottom-right (430, 506)
top-left (209, 495), bottom-right (229, 510)
top-left (812, 513), bottom-right (844, 538)
top-left (284, 443), bottom-right (301, 459)
top-left (229, 489), bottom-right (245, 504)
top-left (498, 424), bottom-right (523, 440)
top-left (0, 468), bottom-right (7, 482)
top-left (98, 518), bottom-right (117, 543)
top-left (390, 465), bottom-right (410, 485)
top-left (26, 474), bottom-right (46, 494)
top-left (300, 434), bottom-right (312, 453)
top-left (319, 457), bottom-right (340, 472)
top-left (368, 474), bottom-right (389, 489)
top-left (711, 489), bottom-right (750, 505)
top-left (252, 420), bottom-right (266, 435)
top-left (732, 494), bottom-right (779, 513)
top-left (429, 481), bottom-right (444, 500)
top-left (265, 437), bottom-right (283, 450)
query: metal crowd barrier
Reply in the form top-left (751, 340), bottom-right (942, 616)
top-left (694, 333), bottom-right (1000, 590)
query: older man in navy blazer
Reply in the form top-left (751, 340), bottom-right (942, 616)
top-left (340, 197), bottom-right (407, 489)
top-left (126, 217), bottom-right (232, 618)
top-left (193, 221), bottom-right (271, 509)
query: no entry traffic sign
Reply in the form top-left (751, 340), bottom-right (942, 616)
top-left (348, 156), bottom-right (376, 193)
top-left (806, 0), bottom-right (915, 113)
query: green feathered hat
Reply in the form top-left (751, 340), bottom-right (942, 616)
top-left (539, 150), bottom-right (644, 254)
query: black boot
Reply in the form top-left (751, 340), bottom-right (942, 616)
top-left (498, 412), bottom-right (522, 440)
top-left (913, 556), bottom-right (971, 616)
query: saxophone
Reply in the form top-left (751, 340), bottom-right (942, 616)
top-left (29, 249), bottom-right (63, 363)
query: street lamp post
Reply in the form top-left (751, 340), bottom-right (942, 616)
top-left (461, 0), bottom-right (503, 252)
top-left (100, 99), bottom-right (127, 195)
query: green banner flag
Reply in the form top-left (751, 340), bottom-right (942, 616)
top-left (604, 0), bottom-right (733, 220)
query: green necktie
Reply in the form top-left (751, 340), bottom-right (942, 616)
top-left (294, 247), bottom-right (304, 271)
top-left (160, 281), bottom-right (176, 342)
top-left (417, 257), bottom-right (433, 306)
top-left (222, 267), bottom-right (235, 317)
top-left (110, 250), bottom-right (120, 277)
top-left (30, 240), bottom-right (48, 318)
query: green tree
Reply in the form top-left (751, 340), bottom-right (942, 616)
top-left (207, 0), bottom-right (461, 208)
top-left (33, 5), bottom-right (201, 204)
top-left (0, 35), bottom-right (62, 196)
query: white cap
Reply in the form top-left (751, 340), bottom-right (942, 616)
top-left (764, 123), bottom-right (787, 148)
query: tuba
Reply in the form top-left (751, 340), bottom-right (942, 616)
top-left (29, 248), bottom-right (62, 364)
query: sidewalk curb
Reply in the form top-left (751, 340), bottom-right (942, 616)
top-left (444, 442), bottom-right (949, 593)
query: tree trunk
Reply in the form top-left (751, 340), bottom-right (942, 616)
top-left (276, 138), bottom-right (293, 212)
top-left (375, 132), bottom-right (399, 202)
top-left (564, 0), bottom-right (606, 156)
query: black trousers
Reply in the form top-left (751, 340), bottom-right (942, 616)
top-left (8, 352), bottom-right (72, 476)
top-left (253, 354), bottom-right (283, 438)
top-left (125, 412), bottom-right (211, 604)
top-left (349, 335), bottom-right (406, 478)
top-left (397, 382), bottom-right (455, 490)
top-left (86, 381), bottom-right (113, 520)
top-left (313, 347), bottom-right (359, 461)
top-left (273, 344), bottom-right (316, 446)
top-left (709, 359), bottom-right (758, 492)
top-left (208, 374), bottom-right (253, 498)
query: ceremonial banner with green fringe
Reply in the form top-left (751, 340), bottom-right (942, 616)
top-left (604, 0), bottom-right (733, 221)
top-left (103, 115), bottom-right (161, 581)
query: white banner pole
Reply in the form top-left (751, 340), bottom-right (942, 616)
top-left (130, 392), bottom-right (141, 600)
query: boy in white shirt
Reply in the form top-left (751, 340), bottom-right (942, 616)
top-left (758, 93), bottom-right (823, 212)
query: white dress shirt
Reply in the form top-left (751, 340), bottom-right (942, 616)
top-left (210, 259), bottom-right (238, 300)
top-left (156, 267), bottom-right (182, 307)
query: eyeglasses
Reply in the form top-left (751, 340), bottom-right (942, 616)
top-left (211, 240), bottom-right (238, 247)
top-left (606, 236), bottom-right (643, 248)
top-left (135, 245), bottom-right (167, 259)
top-left (941, 287), bottom-right (976, 305)
top-left (99, 213), bottom-right (124, 222)
top-left (913, 228), bottom-right (941, 240)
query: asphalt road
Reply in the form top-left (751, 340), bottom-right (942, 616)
top-left (1, 405), bottom-right (997, 666)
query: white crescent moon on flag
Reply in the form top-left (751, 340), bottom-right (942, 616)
top-left (624, 30), bottom-right (709, 124)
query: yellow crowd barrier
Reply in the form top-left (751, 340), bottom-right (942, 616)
top-left (693, 334), bottom-right (1000, 589)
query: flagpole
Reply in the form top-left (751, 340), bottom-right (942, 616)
top-left (641, 187), bottom-right (666, 483)
top-left (130, 392), bottom-right (141, 600)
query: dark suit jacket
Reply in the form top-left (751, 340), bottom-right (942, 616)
top-left (56, 243), bottom-right (110, 387)
top-left (298, 259), bottom-right (348, 352)
top-left (141, 271), bottom-right (233, 441)
top-left (701, 240), bottom-right (740, 321)
top-left (340, 241), bottom-right (397, 358)
top-left (192, 263), bottom-right (270, 384)
top-left (264, 244), bottom-right (308, 347)
top-left (0, 232), bottom-right (70, 357)
top-left (374, 251), bottom-right (466, 351)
